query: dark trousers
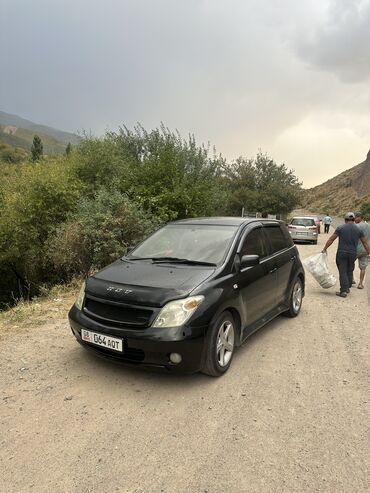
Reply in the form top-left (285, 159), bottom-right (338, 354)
top-left (336, 251), bottom-right (356, 293)
top-left (324, 224), bottom-right (330, 233)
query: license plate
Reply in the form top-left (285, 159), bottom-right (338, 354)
top-left (81, 329), bottom-right (123, 352)
top-left (296, 232), bottom-right (308, 235)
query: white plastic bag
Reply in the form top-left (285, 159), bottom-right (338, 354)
top-left (303, 253), bottom-right (336, 289)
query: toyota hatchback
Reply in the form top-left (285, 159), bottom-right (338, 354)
top-left (69, 217), bottom-right (305, 376)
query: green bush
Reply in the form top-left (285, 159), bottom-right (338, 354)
top-left (71, 125), bottom-right (226, 221)
top-left (0, 143), bottom-right (28, 164)
top-left (46, 189), bottom-right (159, 277)
top-left (0, 158), bottom-right (82, 303)
top-left (223, 152), bottom-right (302, 215)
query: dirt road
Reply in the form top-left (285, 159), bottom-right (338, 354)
top-left (1, 231), bottom-right (369, 493)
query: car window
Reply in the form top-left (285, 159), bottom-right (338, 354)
top-left (131, 224), bottom-right (238, 265)
top-left (265, 225), bottom-right (288, 254)
top-left (291, 218), bottom-right (315, 227)
top-left (280, 224), bottom-right (294, 247)
top-left (240, 227), bottom-right (268, 258)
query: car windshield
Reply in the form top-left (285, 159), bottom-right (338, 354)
top-left (129, 224), bottom-right (239, 265)
top-left (291, 218), bottom-right (315, 227)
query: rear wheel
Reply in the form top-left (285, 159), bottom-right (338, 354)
top-left (201, 311), bottom-right (236, 377)
top-left (283, 278), bottom-right (303, 318)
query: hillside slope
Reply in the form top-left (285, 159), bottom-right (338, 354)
top-left (0, 124), bottom-right (69, 155)
top-left (301, 150), bottom-right (370, 215)
top-left (0, 110), bottom-right (81, 145)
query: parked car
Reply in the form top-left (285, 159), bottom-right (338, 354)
top-left (312, 215), bottom-right (321, 233)
top-left (69, 217), bottom-right (305, 376)
top-left (288, 216), bottom-right (318, 244)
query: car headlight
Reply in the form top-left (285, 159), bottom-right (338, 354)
top-left (152, 296), bottom-right (205, 328)
top-left (75, 282), bottom-right (86, 310)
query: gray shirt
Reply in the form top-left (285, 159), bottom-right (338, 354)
top-left (335, 223), bottom-right (364, 254)
top-left (356, 222), bottom-right (370, 255)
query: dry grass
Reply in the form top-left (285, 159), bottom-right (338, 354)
top-left (0, 279), bottom-right (82, 332)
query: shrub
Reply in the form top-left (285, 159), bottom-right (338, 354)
top-left (0, 158), bottom-right (82, 302)
top-left (46, 189), bottom-right (159, 277)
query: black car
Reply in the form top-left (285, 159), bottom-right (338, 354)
top-left (69, 217), bottom-right (305, 376)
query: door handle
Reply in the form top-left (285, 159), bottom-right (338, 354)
top-left (269, 267), bottom-right (277, 274)
top-left (290, 256), bottom-right (296, 261)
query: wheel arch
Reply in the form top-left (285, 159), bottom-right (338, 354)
top-left (206, 305), bottom-right (242, 345)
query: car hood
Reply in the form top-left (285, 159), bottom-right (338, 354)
top-left (86, 259), bottom-right (216, 307)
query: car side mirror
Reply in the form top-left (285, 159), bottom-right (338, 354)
top-left (240, 254), bottom-right (260, 269)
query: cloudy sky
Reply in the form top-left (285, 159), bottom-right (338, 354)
top-left (1, 0), bottom-right (369, 187)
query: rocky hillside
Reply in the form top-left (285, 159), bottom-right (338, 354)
top-left (0, 124), bottom-right (69, 155)
top-left (0, 110), bottom-right (80, 145)
top-left (301, 150), bottom-right (370, 215)
top-left (0, 110), bottom-right (81, 156)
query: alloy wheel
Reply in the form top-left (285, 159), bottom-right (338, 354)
top-left (292, 281), bottom-right (302, 313)
top-left (216, 320), bottom-right (235, 367)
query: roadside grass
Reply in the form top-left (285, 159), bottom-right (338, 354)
top-left (0, 279), bottom-right (81, 332)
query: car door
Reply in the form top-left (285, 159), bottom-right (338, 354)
top-left (263, 223), bottom-right (295, 306)
top-left (236, 224), bottom-right (278, 334)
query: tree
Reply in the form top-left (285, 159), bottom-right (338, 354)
top-left (224, 152), bottom-right (302, 215)
top-left (71, 124), bottom-right (226, 221)
top-left (30, 135), bottom-right (43, 161)
top-left (0, 158), bottom-right (82, 304)
top-left (65, 142), bottom-right (72, 156)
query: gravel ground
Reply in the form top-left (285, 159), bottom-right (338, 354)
top-left (1, 229), bottom-right (369, 493)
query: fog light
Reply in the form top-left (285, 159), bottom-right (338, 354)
top-left (169, 353), bottom-right (182, 364)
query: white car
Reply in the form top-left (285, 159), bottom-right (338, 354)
top-left (288, 217), bottom-right (318, 244)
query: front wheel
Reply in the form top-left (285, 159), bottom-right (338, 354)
top-left (283, 278), bottom-right (303, 318)
top-left (201, 311), bottom-right (236, 377)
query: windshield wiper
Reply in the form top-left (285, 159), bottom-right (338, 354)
top-left (122, 256), bottom-right (156, 261)
top-left (152, 257), bottom-right (216, 266)
top-left (123, 256), bottom-right (216, 266)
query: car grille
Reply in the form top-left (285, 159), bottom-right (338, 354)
top-left (83, 297), bottom-right (154, 328)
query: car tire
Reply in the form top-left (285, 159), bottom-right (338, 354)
top-left (313, 240), bottom-right (318, 245)
top-left (201, 311), bottom-right (236, 377)
top-left (283, 278), bottom-right (303, 318)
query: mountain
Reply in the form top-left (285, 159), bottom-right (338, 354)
top-left (0, 110), bottom-right (81, 145)
top-left (301, 150), bottom-right (370, 215)
top-left (0, 124), bottom-right (71, 155)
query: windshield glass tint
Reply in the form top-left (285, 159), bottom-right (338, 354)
top-left (131, 224), bottom-right (238, 264)
top-left (291, 218), bottom-right (315, 227)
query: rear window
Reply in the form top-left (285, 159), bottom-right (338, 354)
top-left (265, 225), bottom-right (288, 253)
top-left (291, 218), bottom-right (315, 227)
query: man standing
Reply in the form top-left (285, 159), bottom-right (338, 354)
top-left (354, 212), bottom-right (370, 289)
top-left (322, 213), bottom-right (332, 233)
top-left (322, 212), bottom-right (370, 297)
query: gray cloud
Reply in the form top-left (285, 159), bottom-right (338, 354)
top-left (295, 0), bottom-right (370, 82)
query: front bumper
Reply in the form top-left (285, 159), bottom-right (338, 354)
top-left (68, 305), bottom-right (206, 373)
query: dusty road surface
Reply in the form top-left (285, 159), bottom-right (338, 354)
top-left (1, 231), bottom-right (369, 493)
